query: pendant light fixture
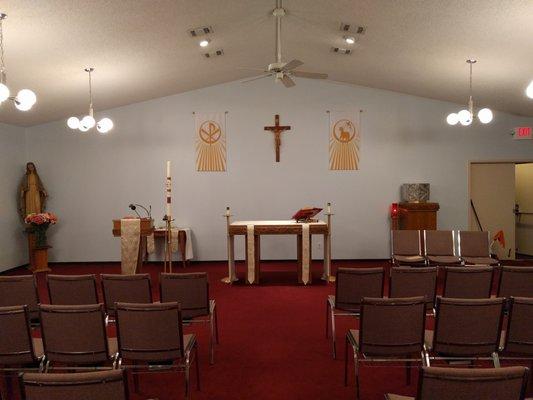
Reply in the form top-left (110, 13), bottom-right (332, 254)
top-left (67, 68), bottom-right (113, 134)
top-left (526, 80), bottom-right (533, 99)
top-left (0, 13), bottom-right (37, 111)
top-left (447, 59), bottom-right (493, 126)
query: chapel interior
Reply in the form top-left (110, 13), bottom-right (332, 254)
top-left (1, 1), bottom-right (533, 400)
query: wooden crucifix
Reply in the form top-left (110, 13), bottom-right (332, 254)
top-left (264, 114), bottom-right (291, 162)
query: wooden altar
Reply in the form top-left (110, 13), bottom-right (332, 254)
top-left (391, 202), bottom-right (440, 230)
top-left (112, 218), bottom-right (154, 274)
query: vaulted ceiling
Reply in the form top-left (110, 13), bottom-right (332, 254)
top-left (0, 0), bottom-right (532, 126)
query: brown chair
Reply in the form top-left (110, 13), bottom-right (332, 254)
top-left (101, 273), bottom-right (152, 320)
top-left (425, 297), bottom-right (505, 367)
top-left (497, 266), bottom-right (533, 298)
top-left (115, 302), bottom-right (199, 400)
top-left (21, 369), bottom-right (128, 400)
top-left (391, 230), bottom-right (426, 266)
top-left (160, 272), bottom-right (219, 365)
top-left (326, 267), bottom-right (384, 359)
top-left (389, 267), bottom-right (438, 312)
top-left (500, 297), bottom-right (533, 362)
top-left (39, 304), bottom-right (118, 370)
top-left (458, 231), bottom-right (499, 265)
top-left (344, 297), bottom-right (426, 400)
top-left (47, 274), bottom-right (99, 305)
top-left (0, 275), bottom-right (40, 321)
top-left (423, 230), bottom-right (461, 265)
top-left (0, 305), bottom-right (44, 400)
top-left (442, 266), bottom-right (494, 299)
top-left (385, 366), bottom-right (530, 400)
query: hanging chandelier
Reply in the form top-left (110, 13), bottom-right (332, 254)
top-left (67, 68), bottom-right (113, 134)
top-left (0, 13), bottom-right (37, 111)
top-left (447, 59), bottom-right (493, 126)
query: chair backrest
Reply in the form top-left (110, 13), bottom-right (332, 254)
top-left (391, 230), bottom-right (421, 256)
top-left (101, 274), bottom-right (152, 316)
top-left (21, 369), bottom-right (127, 400)
top-left (417, 366), bottom-right (529, 400)
top-left (497, 266), bottom-right (533, 298)
top-left (389, 267), bottom-right (438, 310)
top-left (0, 275), bottom-right (40, 320)
top-left (504, 297), bottom-right (533, 355)
top-left (40, 304), bottom-right (110, 365)
top-left (442, 266), bottom-right (494, 299)
top-left (432, 297), bottom-right (505, 356)
top-left (424, 230), bottom-right (455, 256)
top-left (160, 272), bottom-right (209, 318)
top-left (335, 267), bottom-right (384, 311)
top-left (458, 231), bottom-right (490, 258)
top-left (115, 302), bottom-right (184, 362)
top-left (47, 274), bottom-right (99, 305)
top-left (0, 305), bottom-right (38, 365)
top-left (359, 296), bottom-right (426, 356)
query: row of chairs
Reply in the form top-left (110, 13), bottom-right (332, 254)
top-left (391, 230), bottom-right (498, 266)
top-left (17, 365), bottom-right (531, 400)
top-left (343, 295), bottom-right (533, 399)
top-left (0, 301), bottom-right (200, 400)
top-left (0, 272), bottom-right (219, 364)
top-left (326, 265), bottom-right (533, 358)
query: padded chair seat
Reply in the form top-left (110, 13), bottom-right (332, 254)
top-left (393, 255), bottom-right (425, 264)
top-left (328, 295), bottom-right (360, 314)
top-left (427, 255), bottom-right (461, 265)
top-left (32, 338), bottom-right (44, 358)
top-left (385, 395), bottom-right (414, 400)
top-left (462, 257), bottom-right (498, 265)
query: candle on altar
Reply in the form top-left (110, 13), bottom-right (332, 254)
top-left (225, 206), bottom-right (230, 217)
top-left (166, 161), bottom-right (172, 219)
top-left (327, 202), bottom-right (331, 214)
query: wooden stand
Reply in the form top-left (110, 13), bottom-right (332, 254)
top-left (26, 231), bottom-right (51, 273)
top-left (222, 207), bottom-right (237, 283)
top-left (394, 202), bottom-right (440, 230)
top-left (324, 203), bottom-right (334, 282)
top-left (112, 218), bottom-right (154, 274)
top-left (163, 217), bottom-right (173, 273)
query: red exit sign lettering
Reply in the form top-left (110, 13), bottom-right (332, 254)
top-left (514, 127), bottom-right (533, 140)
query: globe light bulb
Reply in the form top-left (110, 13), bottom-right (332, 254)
top-left (67, 117), bottom-right (80, 129)
top-left (79, 123), bottom-right (90, 132)
top-left (0, 83), bottom-right (9, 102)
top-left (97, 117), bottom-right (113, 134)
top-left (199, 39), bottom-right (210, 47)
top-left (16, 89), bottom-right (37, 106)
top-left (344, 36), bottom-right (356, 44)
top-left (81, 115), bottom-right (95, 129)
top-left (477, 108), bottom-right (493, 124)
top-left (15, 100), bottom-right (32, 111)
top-left (458, 109), bottom-right (472, 125)
top-left (446, 113), bottom-right (459, 125)
top-left (526, 81), bottom-right (533, 99)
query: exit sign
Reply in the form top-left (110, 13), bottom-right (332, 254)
top-left (514, 127), bottom-right (533, 140)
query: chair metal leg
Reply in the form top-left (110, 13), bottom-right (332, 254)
top-left (195, 343), bottom-right (201, 390)
top-left (492, 352), bottom-right (501, 368)
top-left (214, 304), bottom-right (220, 344)
top-left (209, 310), bottom-right (215, 365)
top-left (185, 354), bottom-right (191, 400)
top-left (354, 352), bottom-right (360, 400)
top-left (344, 335), bottom-right (349, 386)
top-left (331, 307), bottom-right (337, 359)
top-left (326, 300), bottom-right (330, 338)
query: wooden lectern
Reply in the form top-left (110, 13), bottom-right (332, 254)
top-left (392, 202), bottom-right (440, 230)
top-left (112, 218), bottom-right (154, 273)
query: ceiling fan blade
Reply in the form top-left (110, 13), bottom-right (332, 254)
top-left (237, 67), bottom-right (269, 72)
top-left (281, 75), bottom-right (296, 88)
top-left (291, 70), bottom-right (328, 79)
top-left (241, 74), bottom-right (273, 84)
top-left (282, 59), bottom-right (304, 71)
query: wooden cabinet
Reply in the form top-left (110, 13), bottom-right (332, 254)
top-left (392, 202), bottom-right (440, 230)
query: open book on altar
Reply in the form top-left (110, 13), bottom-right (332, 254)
top-left (291, 207), bottom-right (323, 223)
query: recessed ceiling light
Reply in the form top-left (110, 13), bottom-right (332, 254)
top-left (344, 36), bottom-right (355, 44)
top-left (199, 39), bottom-right (210, 47)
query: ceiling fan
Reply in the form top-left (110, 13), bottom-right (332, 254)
top-left (241, 0), bottom-right (328, 88)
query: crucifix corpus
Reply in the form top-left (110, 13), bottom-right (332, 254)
top-left (264, 114), bottom-right (291, 162)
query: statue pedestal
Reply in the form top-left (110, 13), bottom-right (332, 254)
top-left (26, 230), bottom-right (52, 273)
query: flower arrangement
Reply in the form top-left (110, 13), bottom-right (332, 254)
top-left (25, 212), bottom-right (58, 247)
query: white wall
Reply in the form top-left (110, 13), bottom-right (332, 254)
top-left (24, 79), bottom-right (533, 262)
top-left (0, 123), bottom-right (28, 271)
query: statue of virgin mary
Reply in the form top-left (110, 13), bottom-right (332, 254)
top-left (18, 162), bottom-right (47, 221)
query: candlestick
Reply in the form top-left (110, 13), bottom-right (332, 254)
top-left (327, 202), bottom-right (331, 214)
top-left (225, 206), bottom-right (230, 217)
top-left (165, 161), bottom-right (172, 219)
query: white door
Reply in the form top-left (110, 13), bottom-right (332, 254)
top-left (470, 163), bottom-right (516, 260)
top-left (516, 163), bottom-right (533, 257)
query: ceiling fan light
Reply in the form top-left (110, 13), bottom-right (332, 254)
top-left (14, 100), bottom-right (32, 111)
top-left (477, 108), bottom-right (493, 124)
top-left (199, 39), bottom-right (210, 47)
top-left (0, 83), bottom-right (9, 102)
top-left (16, 89), bottom-right (36, 106)
top-left (81, 115), bottom-right (95, 129)
top-left (67, 116), bottom-right (80, 129)
top-left (458, 109), bottom-right (472, 125)
top-left (97, 117), bottom-right (113, 134)
top-left (446, 113), bottom-right (459, 125)
top-left (344, 35), bottom-right (355, 44)
top-left (79, 124), bottom-right (90, 132)
top-left (526, 81), bottom-right (533, 99)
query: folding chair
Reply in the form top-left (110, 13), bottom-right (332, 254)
top-left (442, 266), bottom-right (494, 299)
top-left (101, 273), bottom-right (152, 322)
top-left (389, 267), bottom-right (438, 313)
top-left (458, 231), bottom-right (499, 266)
top-left (424, 230), bottom-right (461, 265)
top-left (391, 230), bottom-right (426, 266)
top-left (47, 274), bottom-right (99, 305)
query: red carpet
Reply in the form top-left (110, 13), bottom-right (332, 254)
top-left (3, 260), bottom-right (531, 400)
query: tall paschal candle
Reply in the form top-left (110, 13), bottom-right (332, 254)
top-left (166, 161), bottom-right (172, 219)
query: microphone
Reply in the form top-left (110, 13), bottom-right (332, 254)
top-left (128, 203), bottom-right (152, 219)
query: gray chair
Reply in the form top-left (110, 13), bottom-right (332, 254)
top-left (424, 297), bottom-right (505, 367)
top-left (391, 230), bottom-right (426, 266)
top-left (47, 274), bottom-right (99, 305)
top-left (21, 369), bottom-right (128, 400)
top-left (442, 266), bottom-right (494, 299)
top-left (0, 275), bottom-right (40, 321)
top-left (326, 267), bottom-right (384, 359)
top-left (385, 366), bottom-right (530, 400)
top-left (389, 267), bottom-right (438, 312)
top-left (39, 303), bottom-right (118, 370)
top-left (458, 231), bottom-right (499, 265)
top-left (101, 273), bottom-right (152, 321)
top-left (424, 230), bottom-right (461, 265)
top-left (115, 302), bottom-right (200, 400)
top-left (160, 272), bottom-right (219, 365)
top-left (345, 297), bottom-right (426, 400)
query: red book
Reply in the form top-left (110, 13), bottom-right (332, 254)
top-left (292, 207), bottom-right (323, 222)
